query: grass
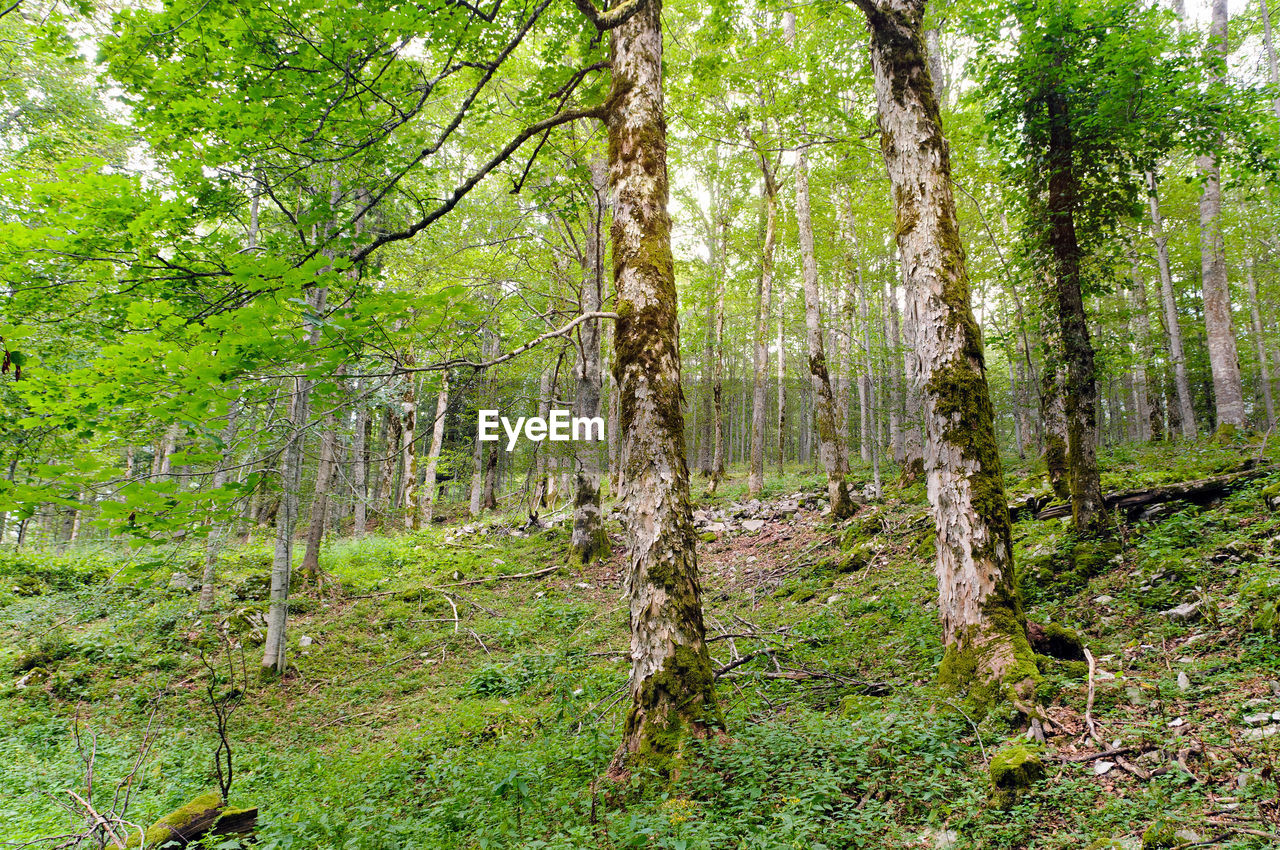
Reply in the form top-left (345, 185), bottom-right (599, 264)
top-left (2, 446), bottom-right (1279, 847)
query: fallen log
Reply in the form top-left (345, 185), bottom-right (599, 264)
top-left (1027, 465), bottom-right (1273, 522)
top-left (116, 792), bottom-right (257, 848)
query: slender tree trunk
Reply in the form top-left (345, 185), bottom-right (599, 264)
top-left (1128, 258), bottom-right (1157, 442)
top-left (352, 387), bottom-right (369, 537)
top-left (858, 0), bottom-right (1034, 707)
top-left (749, 148), bottom-right (777, 498)
top-left (418, 371), bottom-right (450, 526)
top-left (786, 11), bottom-right (853, 517)
top-left (1247, 259), bottom-right (1276, 429)
top-left (199, 400), bottom-right (239, 611)
top-left (777, 306), bottom-right (787, 475)
top-left (1263, 0), bottom-right (1280, 120)
top-left (708, 195), bottom-right (728, 492)
top-left (399, 366), bottom-right (418, 529)
top-left (885, 280), bottom-right (904, 463)
top-left (1146, 172), bottom-right (1197, 438)
top-left (158, 423), bottom-right (180, 481)
top-left (899, 265), bottom-right (925, 484)
top-left (603, 0), bottom-right (719, 775)
top-left (1046, 85), bottom-right (1106, 533)
top-left (570, 156), bottom-right (610, 563)
top-left (1199, 0), bottom-right (1246, 432)
top-left (300, 402), bottom-right (340, 583)
top-left (262, 286), bottom-right (326, 673)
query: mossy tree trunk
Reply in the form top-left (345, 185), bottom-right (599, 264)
top-left (300, 404), bottom-right (339, 583)
top-left (748, 144), bottom-right (777, 498)
top-left (855, 0), bottom-right (1035, 707)
top-left (1127, 257), bottom-right (1158, 441)
top-left (570, 155), bottom-right (610, 564)
top-left (1198, 0), bottom-right (1246, 433)
top-left (592, 0), bottom-right (721, 775)
top-left (1045, 86), bottom-right (1107, 533)
top-left (1246, 259), bottom-right (1276, 430)
top-left (785, 10), bottom-right (854, 519)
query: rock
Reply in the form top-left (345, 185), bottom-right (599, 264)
top-left (989, 743), bottom-right (1044, 807)
top-left (16, 667), bottom-right (47, 689)
top-left (1093, 595), bottom-right (1114, 605)
top-left (169, 572), bottom-right (196, 591)
top-left (298, 636), bottom-right (313, 648)
top-left (1167, 717), bottom-right (1185, 728)
top-left (1162, 600), bottom-right (1206, 623)
top-left (1244, 725), bottom-right (1279, 741)
top-left (921, 828), bottom-right (958, 849)
top-left (1242, 713), bottom-right (1272, 727)
top-left (1027, 622), bottom-right (1085, 660)
top-left (1093, 760), bottom-right (1115, 775)
top-left (776, 501), bottom-right (800, 516)
top-left (1173, 831), bottom-right (1200, 845)
top-left (705, 522), bottom-right (727, 534)
top-left (1177, 671), bottom-right (1190, 692)
top-left (1141, 819), bottom-right (1180, 849)
top-left (741, 519), bottom-right (766, 533)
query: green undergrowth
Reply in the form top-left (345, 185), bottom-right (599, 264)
top-left (3, 441), bottom-right (1280, 847)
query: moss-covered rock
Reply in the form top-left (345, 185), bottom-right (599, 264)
top-left (988, 742), bottom-right (1044, 807)
top-left (1141, 818), bottom-right (1181, 849)
top-left (1027, 622), bottom-right (1085, 660)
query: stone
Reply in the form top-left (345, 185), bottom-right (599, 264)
top-left (741, 519), bottom-right (766, 533)
top-left (1167, 717), bottom-right (1185, 728)
top-left (989, 743), bottom-right (1044, 807)
top-left (1242, 713), bottom-right (1272, 727)
top-left (169, 572), bottom-right (195, 591)
top-left (1094, 595), bottom-right (1114, 605)
top-left (922, 828), bottom-right (958, 849)
top-left (1177, 672), bottom-right (1190, 692)
top-left (1093, 760), bottom-right (1115, 775)
top-left (299, 636), bottom-right (313, 648)
top-left (1162, 601), bottom-right (1205, 623)
top-left (1244, 725), bottom-right (1278, 741)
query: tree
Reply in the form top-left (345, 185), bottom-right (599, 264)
top-left (575, 0), bottom-right (722, 775)
top-left (852, 0), bottom-right (1036, 707)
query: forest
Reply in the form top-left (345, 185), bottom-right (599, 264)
top-left (3, 0), bottom-right (1280, 846)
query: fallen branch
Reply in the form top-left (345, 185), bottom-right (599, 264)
top-left (1032, 465), bottom-right (1273, 521)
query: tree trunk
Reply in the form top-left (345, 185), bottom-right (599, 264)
top-left (707, 186), bottom-right (728, 492)
top-left (1246, 259), bottom-right (1276, 429)
top-left (399, 367), bottom-right (418, 530)
top-left (352, 388), bottom-right (369, 537)
top-left (1263, 0), bottom-right (1280, 120)
top-left (1046, 85), bottom-right (1106, 533)
top-left (419, 370), bottom-right (450, 526)
top-left (199, 401), bottom-right (240, 612)
top-left (1128, 258), bottom-right (1157, 442)
top-left (300, 405), bottom-right (340, 583)
top-left (262, 287), bottom-right (325, 673)
top-left (885, 280), bottom-right (905, 463)
top-left (787, 11), bottom-right (854, 519)
top-left (604, 0), bottom-right (720, 775)
top-left (1198, 0), bottom-right (1246, 432)
top-left (1146, 172), bottom-right (1197, 438)
top-left (570, 155), bottom-right (610, 564)
top-left (777, 306), bottom-right (787, 475)
top-left (749, 146), bottom-right (777, 498)
top-left (858, 0), bottom-right (1034, 707)
top-left (899, 266), bottom-right (925, 484)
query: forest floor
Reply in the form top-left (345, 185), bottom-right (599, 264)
top-left (3, 439), bottom-right (1280, 849)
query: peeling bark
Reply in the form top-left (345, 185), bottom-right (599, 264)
top-left (603, 0), bottom-right (720, 775)
top-left (856, 0), bottom-right (1034, 707)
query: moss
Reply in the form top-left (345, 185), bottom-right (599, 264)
top-left (122, 792), bottom-right (223, 848)
top-left (618, 642), bottom-right (722, 780)
top-left (1141, 818), bottom-right (1180, 849)
top-left (988, 742), bottom-right (1044, 807)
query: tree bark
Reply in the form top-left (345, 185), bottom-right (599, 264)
top-left (857, 0), bottom-right (1034, 706)
top-left (352, 387), bottom-right (369, 537)
top-left (1146, 172), bottom-right (1197, 438)
top-left (1198, 0), bottom-right (1246, 432)
top-left (707, 179), bottom-right (728, 492)
top-left (570, 155), bottom-right (610, 564)
top-left (602, 0), bottom-right (720, 775)
top-left (300, 405), bottom-right (339, 583)
top-left (1045, 84), bottom-right (1107, 533)
top-left (399, 366), bottom-right (418, 530)
top-left (1263, 0), bottom-right (1280, 120)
